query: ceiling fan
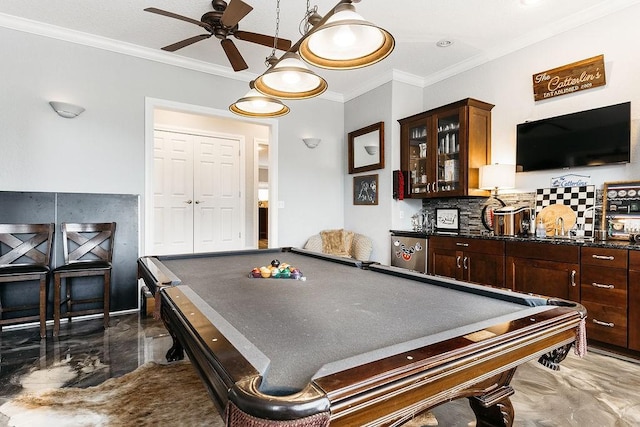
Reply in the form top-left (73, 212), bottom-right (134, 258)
top-left (144, 0), bottom-right (292, 71)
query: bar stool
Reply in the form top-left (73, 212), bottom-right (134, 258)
top-left (53, 222), bottom-right (116, 337)
top-left (0, 223), bottom-right (54, 338)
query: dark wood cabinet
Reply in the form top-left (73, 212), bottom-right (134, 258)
top-left (426, 235), bottom-right (640, 355)
top-left (399, 98), bottom-right (493, 198)
top-left (505, 241), bottom-right (580, 302)
top-left (629, 251), bottom-right (640, 351)
top-left (580, 247), bottom-right (628, 347)
top-left (429, 236), bottom-right (505, 287)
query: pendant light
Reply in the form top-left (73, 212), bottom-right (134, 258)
top-left (229, 0), bottom-right (289, 117)
top-left (254, 52), bottom-right (328, 100)
top-left (229, 81), bottom-right (290, 118)
top-left (299, 2), bottom-right (394, 70)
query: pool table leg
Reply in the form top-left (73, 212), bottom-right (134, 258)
top-left (468, 368), bottom-right (516, 427)
top-left (165, 333), bottom-right (185, 362)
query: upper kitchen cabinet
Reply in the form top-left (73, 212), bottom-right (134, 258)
top-left (399, 98), bottom-right (493, 198)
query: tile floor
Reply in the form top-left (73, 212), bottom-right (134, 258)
top-left (1, 314), bottom-right (639, 426)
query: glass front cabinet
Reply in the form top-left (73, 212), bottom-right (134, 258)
top-left (399, 98), bottom-right (494, 198)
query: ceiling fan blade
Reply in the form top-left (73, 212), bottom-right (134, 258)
top-left (221, 39), bottom-right (248, 71)
top-left (161, 34), bottom-right (212, 52)
top-left (234, 31), bottom-right (292, 51)
top-left (220, 0), bottom-right (253, 28)
top-left (144, 7), bottom-right (212, 31)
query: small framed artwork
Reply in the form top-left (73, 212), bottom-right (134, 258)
top-left (353, 174), bottom-right (378, 205)
top-left (435, 208), bottom-right (459, 232)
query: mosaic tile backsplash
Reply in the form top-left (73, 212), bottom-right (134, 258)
top-left (421, 188), bottom-right (604, 235)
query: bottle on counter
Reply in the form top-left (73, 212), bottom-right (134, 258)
top-left (535, 218), bottom-right (546, 238)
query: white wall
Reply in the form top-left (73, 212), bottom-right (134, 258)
top-left (0, 26), bottom-right (344, 250)
top-left (422, 4), bottom-right (640, 191)
top-left (344, 81), bottom-right (423, 263)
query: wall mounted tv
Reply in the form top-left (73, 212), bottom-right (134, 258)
top-left (516, 102), bottom-right (631, 172)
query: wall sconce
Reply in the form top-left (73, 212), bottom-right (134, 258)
top-left (49, 101), bottom-right (85, 118)
top-left (302, 138), bottom-right (321, 149)
top-left (364, 145), bottom-right (378, 155)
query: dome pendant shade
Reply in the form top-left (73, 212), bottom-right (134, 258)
top-left (299, 4), bottom-right (395, 69)
top-left (229, 88), bottom-right (290, 118)
top-left (254, 53), bottom-right (328, 100)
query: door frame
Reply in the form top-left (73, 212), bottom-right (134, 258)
top-left (143, 97), bottom-right (280, 255)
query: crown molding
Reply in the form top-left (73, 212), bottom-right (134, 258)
top-left (342, 69), bottom-right (424, 102)
top-left (0, 12), bottom-right (345, 103)
top-left (3, 0), bottom-right (638, 104)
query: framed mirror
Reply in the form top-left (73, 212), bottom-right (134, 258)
top-left (348, 122), bottom-right (384, 174)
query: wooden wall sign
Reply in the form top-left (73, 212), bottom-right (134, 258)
top-left (532, 54), bottom-right (606, 101)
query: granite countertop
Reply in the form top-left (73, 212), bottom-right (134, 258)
top-left (389, 229), bottom-right (640, 251)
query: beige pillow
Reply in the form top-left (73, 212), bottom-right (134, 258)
top-left (320, 229), bottom-right (352, 257)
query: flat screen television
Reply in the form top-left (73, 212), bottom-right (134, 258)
top-left (516, 102), bottom-right (631, 172)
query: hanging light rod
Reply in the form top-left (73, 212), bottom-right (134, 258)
top-left (253, 0), bottom-right (394, 100)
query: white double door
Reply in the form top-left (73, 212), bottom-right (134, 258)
top-left (152, 129), bottom-right (243, 255)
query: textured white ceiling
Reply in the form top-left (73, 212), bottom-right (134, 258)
top-left (1, 0), bottom-right (639, 99)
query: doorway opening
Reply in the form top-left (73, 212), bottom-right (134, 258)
top-left (143, 98), bottom-right (279, 256)
top-left (257, 141), bottom-right (269, 249)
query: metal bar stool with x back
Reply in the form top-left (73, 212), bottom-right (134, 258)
top-left (0, 223), bottom-right (55, 338)
top-left (53, 222), bottom-right (116, 337)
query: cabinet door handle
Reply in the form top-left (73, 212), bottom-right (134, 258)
top-left (456, 242), bottom-right (469, 247)
top-left (433, 181), bottom-right (437, 192)
top-left (456, 255), bottom-right (461, 269)
top-left (592, 319), bottom-right (615, 328)
top-left (570, 270), bottom-right (576, 287)
top-left (592, 254), bottom-right (615, 261)
top-left (195, 200), bottom-right (202, 204)
top-left (184, 199), bottom-right (193, 204)
top-left (463, 256), bottom-right (468, 270)
top-left (591, 282), bottom-right (615, 289)
top-left (427, 182), bottom-right (431, 193)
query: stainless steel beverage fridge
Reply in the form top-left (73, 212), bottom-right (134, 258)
top-left (390, 235), bottom-right (427, 274)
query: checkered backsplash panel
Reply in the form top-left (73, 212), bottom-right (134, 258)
top-left (535, 185), bottom-right (596, 237)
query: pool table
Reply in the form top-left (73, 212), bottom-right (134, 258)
top-left (137, 248), bottom-right (586, 427)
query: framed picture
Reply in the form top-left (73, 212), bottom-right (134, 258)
top-left (353, 174), bottom-right (378, 205)
top-left (348, 122), bottom-right (385, 174)
top-left (435, 208), bottom-right (459, 232)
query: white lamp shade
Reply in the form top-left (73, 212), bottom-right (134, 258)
top-left (299, 3), bottom-right (394, 69)
top-left (229, 88), bottom-right (289, 118)
top-left (49, 101), bottom-right (85, 118)
top-left (302, 138), bottom-right (321, 149)
top-left (364, 145), bottom-right (378, 155)
top-left (254, 53), bottom-right (327, 100)
top-left (479, 164), bottom-right (516, 190)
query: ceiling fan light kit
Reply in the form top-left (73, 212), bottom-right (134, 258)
top-left (298, 3), bottom-right (395, 70)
